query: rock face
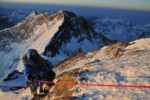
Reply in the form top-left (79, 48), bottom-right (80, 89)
top-left (44, 10), bottom-right (114, 57)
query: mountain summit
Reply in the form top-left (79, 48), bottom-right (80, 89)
top-left (44, 10), bottom-right (114, 57)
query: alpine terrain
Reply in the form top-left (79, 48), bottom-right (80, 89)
top-left (0, 38), bottom-right (150, 100)
top-left (0, 9), bottom-right (150, 100)
top-left (0, 10), bottom-right (114, 82)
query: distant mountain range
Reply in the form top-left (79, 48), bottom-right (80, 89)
top-left (0, 7), bottom-right (55, 30)
top-left (93, 18), bottom-right (150, 42)
top-left (0, 7), bottom-right (150, 43)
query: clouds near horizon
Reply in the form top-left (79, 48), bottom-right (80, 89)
top-left (1, 0), bottom-right (150, 11)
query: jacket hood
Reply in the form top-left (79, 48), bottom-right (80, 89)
top-left (27, 49), bottom-right (39, 60)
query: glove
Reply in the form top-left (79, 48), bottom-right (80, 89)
top-left (26, 74), bottom-right (35, 84)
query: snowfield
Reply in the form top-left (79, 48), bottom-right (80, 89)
top-left (0, 38), bottom-right (149, 100)
top-left (50, 38), bottom-right (150, 100)
top-left (73, 52), bottom-right (150, 100)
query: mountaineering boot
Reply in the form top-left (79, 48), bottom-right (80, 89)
top-left (30, 83), bottom-right (38, 99)
top-left (43, 84), bottom-right (52, 93)
top-left (31, 91), bottom-right (37, 97)
top-left (39, 85), bottom-right (44, 93)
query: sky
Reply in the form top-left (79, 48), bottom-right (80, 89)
top-left (1, 0), bottom-right (150, 11)
top-left (0, 0), bottom-right (150, 25)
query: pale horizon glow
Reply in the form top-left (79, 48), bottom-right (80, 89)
top-left (1, 0), bottom-right (150, 11)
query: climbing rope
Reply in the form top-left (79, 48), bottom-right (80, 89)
top-left (35, 80), bottom-right (150, 89)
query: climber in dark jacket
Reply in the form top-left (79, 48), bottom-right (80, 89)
top-left (22, 49), bottom-right (55, 97)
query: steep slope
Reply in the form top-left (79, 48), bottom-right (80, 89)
top-left (0, 38), bottom-right (149, 100)
top-left (44, 10), bottom-right (114, 58)
top-left (0, 10), bottom-right (113, 82)
top-left (93, 18), bottom-right (150, 42)
top-left (48, 38), bottom-right (150, 100)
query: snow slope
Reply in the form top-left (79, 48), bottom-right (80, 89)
top-left (74, 52), bottom-right (150, 100)
top-left (52, 38), bottom-right (150, 100)
top-left (0, 38), bottom-right (149, 100)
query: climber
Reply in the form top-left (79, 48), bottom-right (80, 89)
top-left (22, 49), bottom-right (55, 98)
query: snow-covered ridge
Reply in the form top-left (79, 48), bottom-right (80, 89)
top-left (93, 17), bottom-right (150, 42)
top-left (44, 10), bottom-right (114, 58)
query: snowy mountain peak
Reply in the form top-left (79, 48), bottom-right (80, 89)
top-left (26, 11), bottom-right (37, 19)
top-left (49, 10), bottom-right (77, 21)
top-left (0, 10), bottom-right (114, 82)
top-left (10, 11), bottom-right (53, 40)
top-left (44, 11), bottom-right (114, 57)
top-left (60, 10), bottom-right (77, 18)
